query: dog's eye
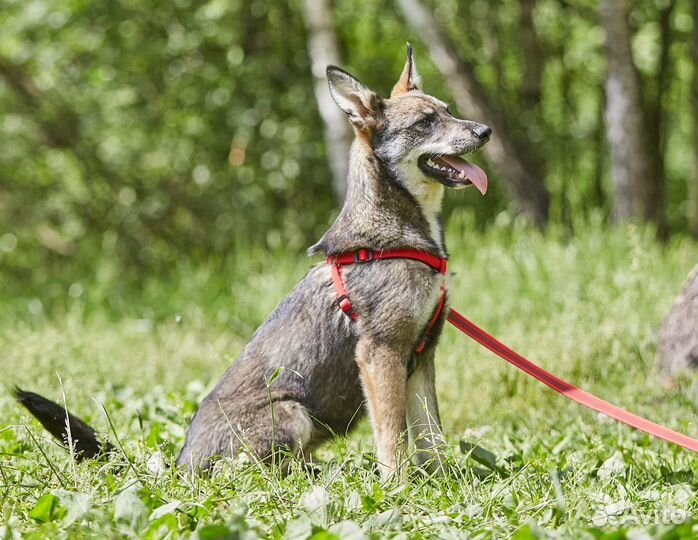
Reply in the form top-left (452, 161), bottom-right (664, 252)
top-left (414, 113), bottom-right (436, 127)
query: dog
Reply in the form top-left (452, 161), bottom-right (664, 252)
top-left (15, 44), bottom-right (491, 480)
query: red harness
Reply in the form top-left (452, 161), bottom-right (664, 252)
top-left (326, 248), bottom-right (447, 353)
top-left (326, 247), bottom-right (698, 453)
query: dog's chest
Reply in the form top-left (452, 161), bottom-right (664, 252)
top-left (343, 261), bottom-right (446, 346)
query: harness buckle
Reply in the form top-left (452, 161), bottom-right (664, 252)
top-left (354, 249), bottom-right (374, 263)
top-left (336, 295), bottom-right (356, 319)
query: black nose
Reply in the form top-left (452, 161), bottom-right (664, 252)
top-left (472, 124), bottom-right (492, 140)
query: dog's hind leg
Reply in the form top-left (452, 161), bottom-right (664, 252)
top-left (241, 400), bottom-right (315, 468)
top-left (355, 337), bottom-right (408, 480)
top-left (406, 351), bottom-right (446, 474)
top-left (176, 399), bottom-right (314, 473)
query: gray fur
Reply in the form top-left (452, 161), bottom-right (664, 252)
top-left (177, 47), bottom-right (490, 477)
top-left (656, 264), bottom-right (698, 378)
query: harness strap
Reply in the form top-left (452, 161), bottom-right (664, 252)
top-left (416, 282), bottom-right (447, 353)
top-left (327, 248), bottom-right (448, 352)
top-left (330, 263), bottom-right (358, 321)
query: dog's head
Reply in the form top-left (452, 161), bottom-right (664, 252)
top-left (327, 44), bottom-right (490, 196)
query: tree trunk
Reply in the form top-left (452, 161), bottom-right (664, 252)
top-left (302, 0), bottom-right (351, 201)
top-left (690, 0), bottom-right (698, 237)
top-left (647, 0), bottom-right (677, 236)
top-left (396, 0), bottom-right (550, 227)
top-left (592, 89), bottom-right (607, 211)
top-left (657, 264), bottom-right (698, 378)
top-left (600, 0), bottom-right (660, 223)
top-left (519, 0), bottom-right (543, 114)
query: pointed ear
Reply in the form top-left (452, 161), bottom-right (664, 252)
top-left (326, 66), bottom-right (382, 132)
top-left (391, 42), bottom-right (422, 97)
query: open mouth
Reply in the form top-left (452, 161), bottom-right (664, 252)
top-left (417, 154), bottom-right (488, 195)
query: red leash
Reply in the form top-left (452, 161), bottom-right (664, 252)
top-left (327, 248), bottom-right (698, 453)
top-left (447, 308), bottom-right (698, 453)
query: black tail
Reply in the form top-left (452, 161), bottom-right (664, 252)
top-left (13, 387), bottom-right (113, 459)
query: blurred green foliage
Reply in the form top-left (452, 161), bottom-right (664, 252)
top-left (0, 0), bottom-right (695, 290)
top-left (0, 0), bottom-right (335, 279)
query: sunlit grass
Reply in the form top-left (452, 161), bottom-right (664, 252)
top-left (2, 221), bottom-right (698, 538)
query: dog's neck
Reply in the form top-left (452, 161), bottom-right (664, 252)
top-left (309, 138), bottom-right (446, 258)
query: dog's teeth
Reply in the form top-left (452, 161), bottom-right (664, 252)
top-left (458, 171), bottom-right (465, 179)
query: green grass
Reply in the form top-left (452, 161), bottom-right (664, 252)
top-left (2, 219), bottom-right (698, 539)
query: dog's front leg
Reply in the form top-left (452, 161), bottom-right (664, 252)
top-left (355, 337), bottom-right (408, 480)
top-left (406, 349), bottom-right (446, 474)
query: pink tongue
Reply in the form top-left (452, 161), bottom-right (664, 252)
top-left (437, 156), bottom-right (488, 195)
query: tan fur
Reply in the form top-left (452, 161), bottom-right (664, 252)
top-left (353, 127), bottom-right (374, 147)
top-left (356, 337), bottom-right (408, 478)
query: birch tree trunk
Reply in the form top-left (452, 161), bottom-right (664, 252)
top-left (302, 0), bottom-right (351, 201)
top-left (519, 0), bottom-right (543, 114)
top-left (641, 0), bottom-right (677, 235)
top-left (690, 0), bottom-right (698, 237)
top-left (396, 0), bottom-right (550, 226)
top-left (600, 0), bottom-right (659, 222)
